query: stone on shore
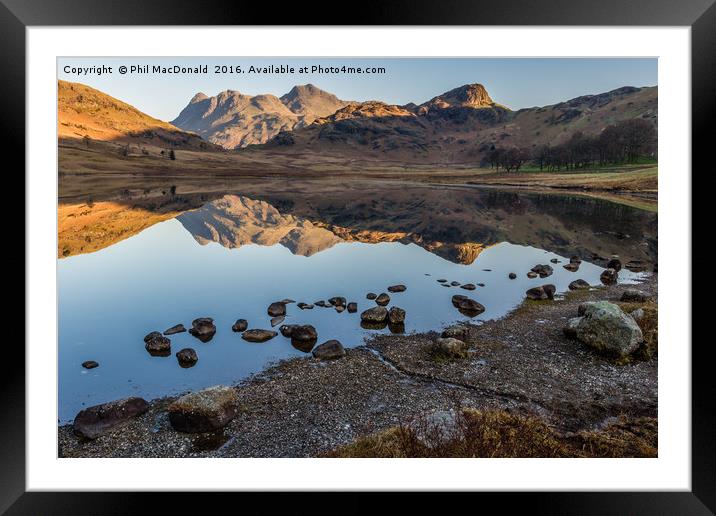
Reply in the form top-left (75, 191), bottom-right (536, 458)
top-left (168, 386), bottom-right (239, 433)
top-left (433, 337), bottom-right (469, 358)
top-left (361, 306), bottom-right (388, 323)
top-left (442, 325), bottom-right (469, 341)
top-left (570, 301), bottom-right (643, 357)
top-left (176, 348), bottom-right (198, 367)
top-left (312, 340), bottom-right (346, 360)
top-left (241, 329), bottom-right (278, 343)
top-left (568, 279), bottom-right (590, 290)
top-left (164, 324), bottom-right (186, 335)
top-left (607, 258), bottom-right (622, 271)
top-left (73, 397), bottom-right (149, 439)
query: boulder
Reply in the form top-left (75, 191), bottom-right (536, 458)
top-left (387, 284), bottom-right (407, 293)
top-left (526, 284), bottom-right (556, 300)
top-left (176, 348), bottom-right (198, 367)
top-left (375, 293), bottom-right (390, 306)
top-left (442, 325), bottom-right (469, 341)
top-left (347, 302), bottom-right (358, 313)
top-left (82, 360), bottom-right (99, 369)
top-left (366, 293), bottom-right (377, 300)
top-left (280, 298), bottom-right (296, 304)
top-left (571, 301), bottom-right (643, 357)
top-left (450, 281), bottom-right (461, 286)
top-left (388, 322), bottom-right (406, 334)
top-left (73, 397), bottom-right (149, 439)
top-left (312, 340), bottom-right (346, 360)
top-left (600, 268), bottom-right (619, 285)
top-left (568, 279), bottom-right (590, 290)
top-left (189, 318), bottom-right (216, 343)
top-left (527, 271), bottom-right (538, 279)
top-left (231, 319), bottom-right (248, 332)
top-left (620, 289), bottom-right (652, 303)
top-left (543, 284), bottom-right (556, 299)
top-left (270, 315), bottom-right (285, 327)
top-left (460, 283), bottom-right (476, 290)
top-left (508, 273), bottom-right (517, 280)
top-left (361, 306), bottom-right (388, 323)
top-left (607, 258), bottom-right (622, 271)
top-left (563, 262), bottom-right (579, 272)
top-left (145, 332), bottom-right (171, 356)
top-left (361, 320), bottom-right (388, 330)
top-left (290, 324), bottom-right (318, 342)
top-left (168, 385), bottom-right (239, 433)
top-left (433, 337), bottom-right (468, 358)
top-left (630, 308), bottom-right (645, 321)
top-left (164, 324), bottom-right (186, 335)
top-left (328, 296), bottom-right (347, 307)
top-left (335, 305), bottom-right (345, 313)
top-left (297, 302), bottom-right (314, 310)
top-left (279, 324), bottom-right (297, 338)
top-left (241, 329), bottom-right (278, 343)
top-left (570, 255), bottom-right (582, 264)
top-left (531, 264), bottom-right (553, 278)
top-left (451, 294), bottom-right (468, 307)
top-left (457, 298), bottom-right (486, 316)
top-left (267, 302), bottom-right (287, 317)
top-left (388, 306), bottom-right (406, 324)
top-left (314, 300), bottom-right (328, 307)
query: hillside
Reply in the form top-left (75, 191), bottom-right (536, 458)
top-left (57, 80), bottom-right (214, 150)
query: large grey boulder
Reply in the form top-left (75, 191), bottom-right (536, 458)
top-left (168, 385), bottom-right (239, 433)
top-left (73, 397), bottom-right (149, 439)
top-left (433, 337), bottom-right (469, 358)
top-left (570, 301), bottom-right (643, 357)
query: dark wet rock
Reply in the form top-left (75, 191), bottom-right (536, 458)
top-left (241, 329), bottom-right (278, 343)
top-left (176, 348), bottom-right (198, 367)
top-left (387, 284), bottom-right (407, 293)
top-left (451, 294), bottom-right (468, 307)
top-left (314, 300), bottom-right (328, 307)
top-left (280, 298), bottom-right (296, 304)
top-left (450, 281), bottom-right (461, 286)
top-left (550, 258), bottom-right (560, 263)
top-left (82, 360), bottom-right (99, 369)
top-left (312, 340), bottom-right (346, 360)
top-left (607, 258), bottom-right (623, 271)
top-left (531, 264), bottom-right (553, 278)
top-left (361, 306), bottom-right (388, 323)
top-left (477, 283), bottom-right (486, 287)
top-left (563, 262), bottom-right (580, 272)
top-left (360, 320), bottom-right (388, 330)
top-left (482, 269), bottom-right (492, 272)
top-left (73, 397), bottom-right (149, 440)
top-left (456, 298), bottom-right (486, 316)
top-left (231, 319), bottom-right (248, 332)
top-left (388, 322), bottom-right (406, 334)
top-left (526, 284), bottom-right (556, 301)
top-left (375, 293), bottom-right (390, 306)
top-left (625, 260), bottom-right (648, 272)
top-left (600, 268), bottom-right (619, 285)
top-left (291, 325), bottom-right (318, 342)
top-left (460, 283), bottom-right (476, 290)
top-left (508, 273), bottom-right (517, 280)
top-left (437, 279), bottom-right (448, 283)
top-left (433, 337), bottom-right (468, 358)
top-left (291, 339), bottom-right (316, 353)
top-left (279, 324), bottom-right (297, 338)
top-left (270, 315), bottom-right (285, 327)
top-left (347, 302), bottom-right (358, 313)
top-left (168, 386), bottom-right (239, 433)
top-left (328, 296), bottom-right (347, 307)
top-left (442, 325), bottom-right (469, 341)
top-left (267, 302), bottom-right (287, 317)
top-left (441, 283), bottom-right (452, 288)
top-left (527, 271), bottom-right (538, 279)
top-left (335, 305), bottom-right (345, 313)
top-left (388, 306), bottom-right (406, 324)
top-left (570, 255), bottom-right (582, 264)
top-left (568, 279), bottom-right (591, 290)
top-left (164, 324), bottom-right (186, 335)
top-left (570, 301), bottom-right (643, 357)
top-left (297, 303), bottom-right (314, 310)
top-left (145, 333), bottom-right (171, 356)
top-left (621, 289), bottom-right (652, 303)
top-left (189, 318), bottom-right (217, 342)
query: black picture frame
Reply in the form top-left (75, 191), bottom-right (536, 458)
top-left (6, 0), bottom-right (711, 512)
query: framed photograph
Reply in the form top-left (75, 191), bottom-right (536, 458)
top-left (11, 0), bottom-right (711, 511)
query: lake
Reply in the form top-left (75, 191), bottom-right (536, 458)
top-left (58, 188), bottom-right (656, 422)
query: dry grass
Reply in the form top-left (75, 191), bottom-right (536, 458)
top-left (617, 300), bottom-right (659, 361)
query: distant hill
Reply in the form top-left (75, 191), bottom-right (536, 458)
top-left (171, 84), bottom-right (349, 149)
top-left (57, 80), bottom-right (215, 150)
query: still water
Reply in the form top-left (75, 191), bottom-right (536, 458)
top-left (58, 190), bottom-right (653, 422)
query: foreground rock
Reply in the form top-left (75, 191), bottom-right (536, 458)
top-left (433, 337), bottom-right (469, 358)
top-left (375, 293), bottom-right (390, 306)
top-left (82, 360), bottom-right (99, 369)
top-left (568, 279), bottom-right (590, 290)
top-left (168, 386), bottom-right (239, 433)
top-left (621, 289), bottom-right (652, 303)
top-left (189, 318), bottom-right (217, 342)
top-left (600, 268), bottom-right (619, 285)
top-left (531, 264), bottom-right (553, 278)
top-left (361, 306), bottom-right (388, 323)
top-left (442, 325), bottom-right (469, 341)
top-left (566, 301), bottom-right (643, 358)
top-left (267, 302), bottom-right (287, 317)
top-left (73, 397), bottom-right (149, 439)
top-left (388, 307), bottom-right (406, 324)
top-left (176, 348), bottom-right (198, 367)
top-left (242, 329), bottom-right (278, 343)
top-left (312, 340), bottom-right (346, 360)
top-left (144, 332), bottom-right (171, 356)
top-left (164, 324), bottom-right (186, 335)
top-left (525, 284), bottom-right (556, 300)
top-left (387, 284), bottom-right (407, 293)
top-left (232, 319), bottom-right (248, 332)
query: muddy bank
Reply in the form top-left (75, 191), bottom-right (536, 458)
top-left (58, 276), bottom-right (657, 458)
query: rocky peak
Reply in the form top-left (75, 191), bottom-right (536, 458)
top-left (190, 92), bottom-right (208, 103)
top-left (420, 83), bottom-right (495, 111)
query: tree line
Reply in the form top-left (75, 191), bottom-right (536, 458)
top-left (483, 119), bottom-right (656, 172)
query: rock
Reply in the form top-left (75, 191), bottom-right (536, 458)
top-left (375, 293), bottom-right (390, 306)
top-left (241, 329), bottom-right (277, 342)
top-left (600, 268), bottom-right (619, 285)
top-left (531, 264), bottom-right (553, 278)
top-left (328, 296), bottom-right (347, 307)
top-left (630, 308), bottom-right (645, 321)
top-left (450, 281), bottom-right (461, 286)
top-left (231, 319), bottom-right (248, 332)
top-left (568, 279), bottom-right (591, 290)
top-left (290, 324), bottom-right (318, 342)
top-left (388, 322), bottom-right (405, 334)
top-left (291, 339), bottom-right (316, 353)
top-left (563, 317), bottom-right (581, 339)
top-left (527, 272), bottom-right (538, 279)
top-left (176, 348), bottom-right (198, 367)
top-left (270, 315), bottom-right (285, 327)
top-left (189, 317), bottom-right (216, 342)
top-left (434, 337), bottom-right (468, 358)
top-left (526, 284), bottom-right (556, 300)
top-left (508, 273), bottom-right (517, 279)
top-left (570, 301), bottom-right (643, 357)
top-left (621, 289), bottom-right (652, 303)
top-left (437, 279), bottom-right (448, 283)
top-left (297, 303), bottom-right (314, 310)
top-left (625, 260), bottom-right (648, 272)
top-left (267, 302), bottom-right (287, 317)
top-left (280, 298), bottom-right (296, 304)
top-left (279, 324), bottom-right (297, 338)
top-left (563, 262), bottom-right (579, 272)
top-left (457, 298), bottom-right (485, 316)
top-left (451, 294), bottom-right (468, 307)
top-left (168, 385), bottom-right (239, 433)
top-left (314, 300), bottom-right (328, 307)
top-left (388, 306), bottom-right (406, 324)
top-left (361, 306), bottom-right (388, 323)
top-left (312, 340), bottom-right (346, 360)
top-left (460, 283), bottom-right (476, 290)
top-left (145, 332), bottom-right (171, 356)
top-left (477, 283), bottom-right (485, 287)
top-left (550, 258), bottom-right (560, 263)
top-left (442, 325), bottom-right (469, 341)
top-left (482, 269), bottom-right (492, 272)
top-left (347, 302), bottom-right (358, 313)
top-left (366, 293), bottom-right (377, 300)
top-left (607, 258), bottom-right (622, 271)
top-left (73, 397), bottom-right (149, 439)
top-left (361, 320), bottom-right (388, 330)
top-left (570, 255), bottom-right (582, 264)
top-left (82, 360), bottom-right (99, 369)
top-left (387, 284), bottom-right (407, 293)
top-left (335, 305), bottom-right (345, 313)
top-left (164, 324), bottom-right (186, 335)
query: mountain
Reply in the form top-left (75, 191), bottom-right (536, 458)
top-left (262, 84), bottom-right (657, 164)
top-left (57, 80), bottom-right (213, 150)
top-left (171, 84), bottom-right (348, 149)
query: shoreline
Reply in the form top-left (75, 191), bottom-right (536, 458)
top-left (59, 275), bottom-right (657, 458)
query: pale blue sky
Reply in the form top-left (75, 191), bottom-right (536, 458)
top-left (58, 57), bottom-right (657, 122)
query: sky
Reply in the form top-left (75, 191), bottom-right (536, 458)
top-left (58, 57), bottom-right (657, 122)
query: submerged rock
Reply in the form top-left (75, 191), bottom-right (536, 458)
top-left (451, 294), bottom-right (468, 307)
top-left (189, 318), bottom-right (217, 342)
top-left (335, 305), bottom-right (345, 313)
top-left (387, 284), bottom-right (407, 293)
top-left (279, 324), bottom-right (297, 338)
top-left (442, 325), bottom-right (469, 341)
top-left (366, 293), bottom-right (377, 300)
top-left (508, 273), bottom-right (517, 280)
top-left (291, 324), bottom-right (318, 342)
top-left (297, 303), bottom-right (314, 310)
top-left (82, 360), bottom-right (99, 369)
top-left (437, 279), bottom-right (448, 283)
top-left (267, 302), bottom-right (287, 317)
top-left (388, 306), bottom-right (406, 324)
top-left (460, 283), bottom-right (476, 291)
top-left (568, 279), bottom-right (591, 290)
top-left (361, 320), bottom-right (388, 330)
top-left (526, 284), bottom-right (556, 300)
top-left (563, 262), bottom-right (579, 272)
top-left (241, 329), bottom-right (278, 343)
top-left (570, 301), bottom-right (643, 357)
top-left (456, 298), bottom-right (485, 316)
top-left (621, 289), bottom-right (652, 303)
top-left (164, 324), bottom-right (186, 335)
top-left (270, 315), bottom-right (285, 327)
top-left (450, 281), bottom-right (461, 286)
top-left (434, 337), bottom-right (468, 358)
top-left (361, 306), bottom-right (388, 323)
top-left (531, 264), bottom-right (553, 278)
top-left (570, 255), bottom-right (582, 264)
top-left (231, 319), bottom-right (248, 332)
top-left (73, 397), bottom-right (149, 439)
top-left (527, 271), bottom-right (538, 279)
top-left (314, 300), bottom-right (328, 307)
top-left (145, 332), bottom-right (171, 356)
top-left (176, 348), bottom-right (198, 367)
top-left (550, 258), bottom-right (560, 264)
top-left (347, 302), bottom-right (358, 313)
top-left (375, 293), bottom-right (390, 306)
top-left (600, 268), bottom-right (619, 285)
top-left (168, 385), bottom-right (238, 433)
top-left (312, 340), bottom-right (346, 360)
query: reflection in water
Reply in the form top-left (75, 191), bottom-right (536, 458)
top-left (58, 189), bottom-right (654, 422)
